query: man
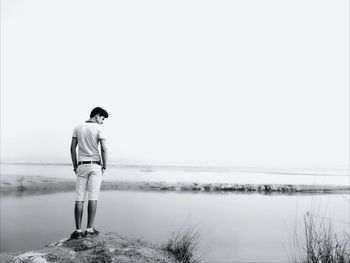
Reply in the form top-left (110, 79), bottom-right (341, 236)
top-left (70, 107), bottom-right (109, 239)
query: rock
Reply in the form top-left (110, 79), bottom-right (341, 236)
top-left (29, 257), bottom-right (47, 263)
top-left (235, 185), bottom-right (245, 191)
top-left (270, 185), bottom-right (279, 191)
top-left (295, 186), bottom-right (303, 192)
top-left (219, 184), bottom-right (233, 191)
top-left (160, 186), bottom-right (175, 191)
top-left (2, 233), bottom-right (176, 263)
top-left (13, 252), bottom-right (47, 263)
top-left (264, 185), bottom-right (272, 192)
top-left (180, 186), bottom-right (191, 191)
top-left (202, 185), bottom-right (212, 191)
top-left (244, 184), bottom-right (256, 191)
top-left (213, 185), bottom-right (221, 191)
top-left (191, 184), bottom-right (202, 191)
top-left (47, 238), bottom-right (68, 247)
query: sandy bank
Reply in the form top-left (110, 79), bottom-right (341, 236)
top-left (1, 175), bottom-right (349, 194)
top-left (0, 232), bottom-right (177, 263)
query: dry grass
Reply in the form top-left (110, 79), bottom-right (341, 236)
top-left (163, 227), bottom-right (200, 263)
top-left (292, 212), bottom-right (350, 263)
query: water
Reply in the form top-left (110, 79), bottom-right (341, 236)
top-left (1, 163), bottom-right (349, 262)
top-left (1, 190), bottom-right (349, 262)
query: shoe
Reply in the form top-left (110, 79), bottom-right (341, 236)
top-left (84, 228), bottom-right (100, 236)
top-left (70, 231), bottom-right (84, 239)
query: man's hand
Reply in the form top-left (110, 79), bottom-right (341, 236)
top-left (70, 138), bottom-right (78, 175)
top-left (100, 140), bottom-right (108, 176)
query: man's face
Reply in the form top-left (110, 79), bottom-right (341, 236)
top-left (95, 115), bottom-right (105, 125)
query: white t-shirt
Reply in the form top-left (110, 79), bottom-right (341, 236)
top-left (72, 122), bottom-right (106, 162)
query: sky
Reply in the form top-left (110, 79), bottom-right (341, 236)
top-left (0, 0), bottom-right (349, 167)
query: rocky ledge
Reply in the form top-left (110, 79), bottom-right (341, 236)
top-left (0, 233), bottom-right (177, 263)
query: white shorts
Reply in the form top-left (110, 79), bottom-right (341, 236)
top-left (75, 164), bottom-right (102, 201)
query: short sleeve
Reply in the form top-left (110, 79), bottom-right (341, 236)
top-left (72, 127), bottom-right (77, 138)
top-left (98, 128), bottom-right (106, 140)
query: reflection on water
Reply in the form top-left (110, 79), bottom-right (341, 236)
top-left (1, 189), bottom-right (349, 262)
top-left (0, 189), bottom-right (73, 197)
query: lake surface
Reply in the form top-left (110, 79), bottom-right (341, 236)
top-left (1, 189), bottom-right (349, 262)
top-left (1, 163), bottom-right (349, 262)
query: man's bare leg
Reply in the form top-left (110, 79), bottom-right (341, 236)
top-left (87, 200), bottom-right (97, 228)
top-left (74, 201), bottom-right (84, 229)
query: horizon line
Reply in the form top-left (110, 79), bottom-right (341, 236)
top-left (1, 161), bottom-right (349, 171)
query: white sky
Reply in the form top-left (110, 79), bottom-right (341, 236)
top-left (1, 0), bottom-right (349, 167)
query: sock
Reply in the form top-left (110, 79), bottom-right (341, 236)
top-left (76, 229), bottom-right (82, 233)
top-left (86, 227), bottom-right (94, 232)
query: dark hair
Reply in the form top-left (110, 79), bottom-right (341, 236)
top-left (90, 107), bottom-right (109, 118)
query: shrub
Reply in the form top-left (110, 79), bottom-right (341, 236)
top-left (163, 228), bottom-right (200, 263)
top-left (292, 212), bottom-right (350, 263)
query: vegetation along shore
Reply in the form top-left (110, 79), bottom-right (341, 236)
top-left (1, 175), bottom-right (349, 194)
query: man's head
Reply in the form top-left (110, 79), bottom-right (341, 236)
top-left (90, 107), bottom-right (109, 124)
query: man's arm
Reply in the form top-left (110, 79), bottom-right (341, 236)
top-left (100, 139), bottom-right (108, 174)
top-left (70, 137), bottom-right (78, 173)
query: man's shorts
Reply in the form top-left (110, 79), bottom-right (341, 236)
top-left (75, 164), bottom-right (102, 201)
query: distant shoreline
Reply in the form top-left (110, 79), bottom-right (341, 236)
top-left (1, 162), bottom-right (349, 177)
top-left (1, 174), bottom-right (349, 195)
